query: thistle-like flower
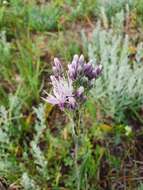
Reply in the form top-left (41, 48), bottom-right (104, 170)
top-left (43, 55), bottom-right (102, 111)
top-left (43, 75), bottom-right (76, 110)
top-left (68, 54), bottom-right (102, 81)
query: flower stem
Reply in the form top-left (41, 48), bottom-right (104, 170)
top-left (75, 136), bottom-right (80, 190)
top-left (72, 114), bottom-right (80, 190)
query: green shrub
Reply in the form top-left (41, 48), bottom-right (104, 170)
top-left (82, 24), bottom-right (143, 122)
top-left (96, 0), bottom-right (133, 18)
top-left (134, 0), bottom-right (143, 25)
top-left (28, 3), bottom-right (62, 31)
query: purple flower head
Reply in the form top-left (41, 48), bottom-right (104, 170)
top-left (83, 62), bottom-right (93, 76)
top-left (43, 55), bottom-right (102, 111)
top-left (52, 58), bottom-right (63, 77)
top-left (43, 75), bottom-right (76, 110)
top-left (83, 61), bottom-right (102, 80)
top-left (68, 55), bottom-right (102, 81)
top-left (68, 54), bottom-right (85, 80)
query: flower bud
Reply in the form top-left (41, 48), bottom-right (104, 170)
top-left (83, 63), bottom-right (93, 78)
top-left (53, 58), bottom-right (63, 77)
top-left (78, 54), bottom-right (84, 66)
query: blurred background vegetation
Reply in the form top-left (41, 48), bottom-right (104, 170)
top-left (0, 0), bottom-right (143, 189)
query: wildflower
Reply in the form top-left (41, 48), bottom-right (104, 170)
top-left (42, 54), bottom-right (102, 190)
top-left (43, 54), bottom-right (102, 111)
top-left (68, 55), bottom-right (102, 81)
top-left (43, 75), bottom-right (76, 110)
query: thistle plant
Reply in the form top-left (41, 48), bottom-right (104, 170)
top-left (43, 55), bottom-right (102, 189)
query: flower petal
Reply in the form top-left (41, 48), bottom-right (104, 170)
top-left (43, 94), bottom-right (59, 105)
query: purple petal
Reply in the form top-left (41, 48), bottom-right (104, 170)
top-left (72, 54), bottom-right (79, 63)
top-left (96, 65), bottom-right (103, 75)
top-left (78, 54), bottom-right (84, 66)
top-left (43, 94), bottom-right (59, 105)
top-left (68, 65), bottom-right (77, 80)
top-left (54, 58), bottom-right (62, 69)
top-left (83, 63), bottom-right (93, 75)
top-left (71, 54), bottom-right (79, 70)
top-left (53, 58), bottom-right (63, 77)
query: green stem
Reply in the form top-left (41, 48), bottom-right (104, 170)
top-left (71, 114), bottom-right (80, 190)
top-left (66, 109), bottom-right (83, 190)
top-left (75, 136), bottom-right (80, 190)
